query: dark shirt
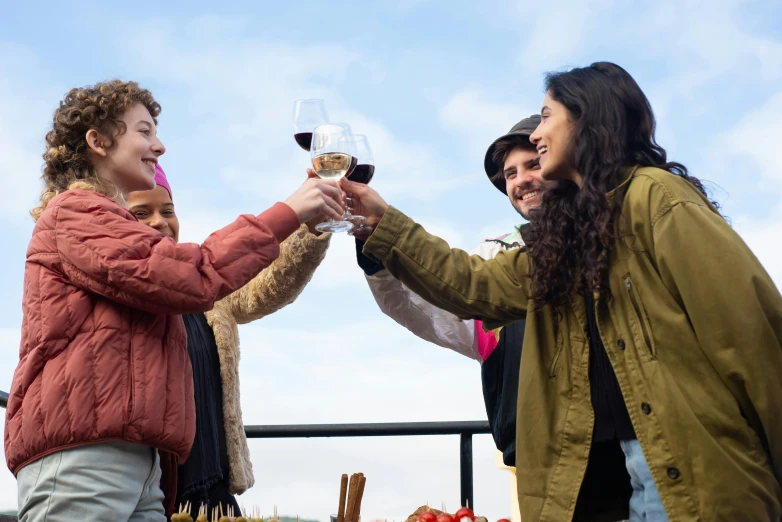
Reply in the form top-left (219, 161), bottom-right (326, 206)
top-left (177, 313), bottom-right (231, 505)
top-left (584, 292), bottom-right (636, 442)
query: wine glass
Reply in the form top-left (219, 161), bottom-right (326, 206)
top-left (293, 99), bottom-right (329, 151)
top-left (310, 123), bottom-right (356, 233)
top-left (346, 134), bottom-right (375, 233)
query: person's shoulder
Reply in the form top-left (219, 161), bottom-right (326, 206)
top-left (629, 167), bottom-right (710, 207)
top-left (472, 228), bottom-right (525, 259)
top-left (49, 189), bottom-right (133, 226)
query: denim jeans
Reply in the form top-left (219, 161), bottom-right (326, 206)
top-left (620, 439), bottom-right (670, 522)
top-left (17, 441), bottom-right (166, 522)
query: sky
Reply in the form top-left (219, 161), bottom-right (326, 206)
top-left (0, 0), bottom-right (781, 519)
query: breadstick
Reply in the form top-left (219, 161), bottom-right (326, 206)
top-left (355, 474), bottom-right (367, 521)
top-left (338, 473), bottom-right (349, 522)
top-left (345, 473), bottom-right (360, 522)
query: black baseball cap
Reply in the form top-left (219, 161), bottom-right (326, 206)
top-left (483, 114), bottom-right (541, 194)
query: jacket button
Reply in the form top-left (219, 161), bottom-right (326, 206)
top-left (617, 339), bottom-right (626, 350)
top-left (667, 467), bottom-right (680, 480)
top-left (641, 402), bottom-right (652, 415)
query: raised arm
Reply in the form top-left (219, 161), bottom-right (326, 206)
top-left (221, 224), bottom-right (331, 325)
top-left (51, 190), bottom-right (300, 316)
top-left (362, 206), bottom-right (531, 330)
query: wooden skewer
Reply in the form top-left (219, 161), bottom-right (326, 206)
top-left (344, 473), bottom-right (359, 522)
top-left (337, 473), bottom-right (349, 522)
top-left (355, 474), bottom-right (367, 521)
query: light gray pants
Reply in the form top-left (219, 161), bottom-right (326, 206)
top-left (16, 441), bottom-right (166, 522)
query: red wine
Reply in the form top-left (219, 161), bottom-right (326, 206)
top-left (347, 156), bottom-right (358, 176)
top-left (294, 132), bottom-right (312, 151)
top-left (349, 164), bottom-right (375, 184)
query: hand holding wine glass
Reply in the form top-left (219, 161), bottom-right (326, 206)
top-left (338, 176), bottom-right (390, 240)
top-left (283, 176), bottom-right (344, 225)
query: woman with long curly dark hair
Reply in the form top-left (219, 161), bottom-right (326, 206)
top-left (344, 62), bottom-right (782, 521)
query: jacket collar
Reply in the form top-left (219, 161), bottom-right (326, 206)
top-left (606, 165), bottom-right (639, 205)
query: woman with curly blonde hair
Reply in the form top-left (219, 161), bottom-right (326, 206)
top-left (6, 80), bottom-right (343, 521)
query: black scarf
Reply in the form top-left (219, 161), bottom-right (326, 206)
top-left (178, 313), bottom-right (230, 503)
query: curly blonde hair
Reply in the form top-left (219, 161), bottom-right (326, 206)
top-left (31, 80), bottom-right (161, 221)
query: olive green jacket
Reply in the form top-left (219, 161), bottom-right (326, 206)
top-left (363, 167), bottom-right (782, 521)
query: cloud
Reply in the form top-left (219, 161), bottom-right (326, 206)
top-left (733, 201), bottom-right (782, 286)
top-left (717, 90), bottom-right (782, 186)
top-left (439, 91), bottom-right (534, 164)
top-left (0, 42), bottom-right (66, 227)
top-left (113, 17), bottom-right (473, 206)
top-left (514, 0), bottom-right (619, 72)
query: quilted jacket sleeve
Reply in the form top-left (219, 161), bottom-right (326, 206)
top-left (52, 190), bottom-right (300, 315)
top-left (221, 224), bottom-right (331, 325)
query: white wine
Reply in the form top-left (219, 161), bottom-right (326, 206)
top-left (312, 153), bottom-right (351, 179)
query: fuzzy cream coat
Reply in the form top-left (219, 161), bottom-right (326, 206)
top-left (204, 224), bottom-right (330, 495)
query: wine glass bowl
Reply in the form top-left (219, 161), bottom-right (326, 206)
top-left (345, 134), bottom-right (375, 231)
top-left (293, 99), bottom-right (329, 151)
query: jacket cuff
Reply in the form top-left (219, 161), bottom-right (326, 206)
top-left (258, 202), bottom-right (301, 243)
top-left (355, 238), bottom-right (385, 275)
top-left (299, 224), bottom-right (332, 243)
top-left (363, 206), bottom-right (409, 261)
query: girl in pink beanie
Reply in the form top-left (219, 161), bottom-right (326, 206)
top-left (126, 166), bottom-right (332, 517)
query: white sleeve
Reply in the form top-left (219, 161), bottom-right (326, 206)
top-left (366, 270), bottom-right (480, 361)
top-left (363, 242), bottom-right (503, 362)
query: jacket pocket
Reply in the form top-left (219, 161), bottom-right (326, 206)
top-left (549, 329), bottom-right (565, 377)
top-left (624, 275), bottom-right (656, 359)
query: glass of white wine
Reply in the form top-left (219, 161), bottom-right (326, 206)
top-left (311, 123), bottom-right (356, 233)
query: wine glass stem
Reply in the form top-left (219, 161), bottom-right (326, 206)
top-left (339, 182), bottom-right (352, 219)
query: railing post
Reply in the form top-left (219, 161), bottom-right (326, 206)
top-left (460, 432), bottom-right (474, 510)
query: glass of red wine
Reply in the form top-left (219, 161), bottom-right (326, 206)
top-left (293, 99), bottom-right (329, 151)
top-left (346, 134), bottom-right (375, 232)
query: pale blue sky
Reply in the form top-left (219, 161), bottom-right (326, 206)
top-left (1, 0), bottom-right (781, 518)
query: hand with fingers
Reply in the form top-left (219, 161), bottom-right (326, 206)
top-left (339, 177), bottom-right (390, 240)
top-left (284, 174), bottom-right (344, 227)
top-left (301, 170), bottom-right (332, 235)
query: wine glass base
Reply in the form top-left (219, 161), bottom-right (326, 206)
top-left (315, 219), bottom-right (355, 234)
top-left (346, 214), bottom-right (366, 225)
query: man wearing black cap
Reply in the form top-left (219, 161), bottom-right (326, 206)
top-left (354, 115), bottom-right (553, 466)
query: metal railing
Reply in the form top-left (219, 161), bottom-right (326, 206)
top-left (245, 421), bottom-right (491, 509)
top-left (0, 390), bottom-right (491, 509)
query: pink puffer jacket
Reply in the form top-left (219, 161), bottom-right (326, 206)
top-left (5, 189), bottom-right (299, 512)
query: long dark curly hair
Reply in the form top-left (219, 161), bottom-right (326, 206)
top-left (31, 80), bottom-right (161, 221)
top-left (525, 62), bottom-right (718, 311)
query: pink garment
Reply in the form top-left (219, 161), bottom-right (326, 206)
top-left (155, 164), bottom-right (172, 199)
top-left (474, 319), bottom-right (499, 362)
